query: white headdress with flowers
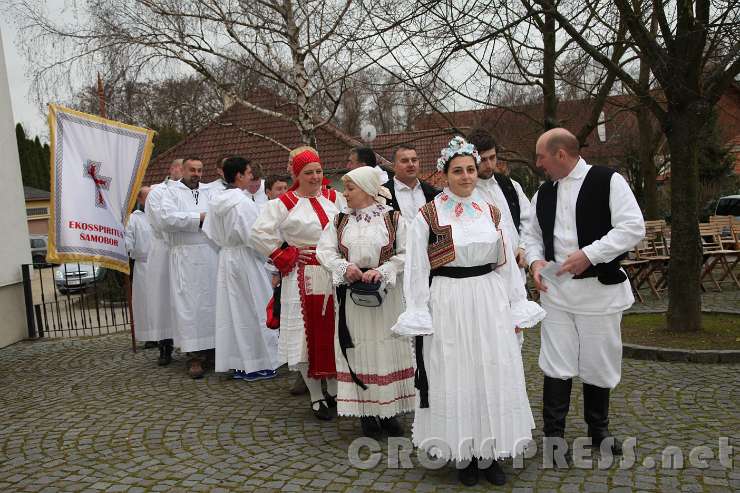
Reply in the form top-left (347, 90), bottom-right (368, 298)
top-left (436, 136), bottom-right (481, 171)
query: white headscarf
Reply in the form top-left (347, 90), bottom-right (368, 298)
top-left (344, 166), bottom-right (392, 205)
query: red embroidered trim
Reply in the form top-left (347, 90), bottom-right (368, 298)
top-left (336, 394), bottom-right (416, 405)
top-left (420, 202), bottom-right (455, 270)
top-left (322, 188), bottom-right (337, 203)
top-left (335, 213), bottom-right (351, 261)
top-left (309, 197), bottom-right (330, 229)
top-left (488, 203), bottom-right (501, 228)
top-left (279, 191), bottom-right (299, 211)
top-left (297, 255), bottom-right (336, 378)
top-left (378, 211), bottom-right (399, 265)
top-left (336, 367), bottom-right (415, 385)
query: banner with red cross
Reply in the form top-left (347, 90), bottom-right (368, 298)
top-left (47, 105), bottom-right (154, 274)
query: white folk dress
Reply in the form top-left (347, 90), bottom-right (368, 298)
top-left (156, 181), bottom-right (219, 352)
top-left (316, 203), bottom-right (416, 418)
top-left (393, 189), bottom-right (544, 462)
top-left (124, 210), bottom-right (153, 341)
top-left (143, 181), bottom-right (176, 342)
top-left (249, 190), bottom-right (346, 372)
top-left (203, 189), bottom-right (281, 374)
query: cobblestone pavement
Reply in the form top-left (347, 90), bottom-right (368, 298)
top-left (0, 330), bottom-right (737, 493)
top-left (626, 289), bottom-right (740, 314)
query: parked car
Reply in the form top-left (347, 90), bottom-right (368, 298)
top-left (54, 263), bottom-right (107, 294)
top-left (714, 195), bottom-right (740, 219)
top-left (29, 235), bottom-right (48, 265)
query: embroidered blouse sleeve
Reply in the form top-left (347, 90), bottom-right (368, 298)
top-left (390, 211), bottom-right (434, 336)
top-left (316, 219), bottom-right (351, 286)
top-left (375, 214), bottom-right (406, 288)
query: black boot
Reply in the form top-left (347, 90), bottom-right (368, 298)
top-left (157, 339), bottom-right (173, 366)
top-left (457, 458), bottom-right (478, 487)
top-left (360, 417), bottom-right (381, 438)
top-left (378, 416), bottom-right (404, 437)
top-left (543, 376), bottom-right (573, 466)
top-left (583, 383), bottom-right (623, 456)
top-left (479, 459), bottom-right (506, 486)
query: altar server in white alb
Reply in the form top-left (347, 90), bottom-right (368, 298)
top-left (144, 158), bottom-right (182, 366)
top-left (523, 128), bottom-right (645, 459)
top-left (155, 157), bottom-right (220, 379)
top-left (202, 156), bottom-right (280, 382)
top-left (124, 186), bottom-right (153, 345)
top-left (392, 137), bottom-right (545, 487)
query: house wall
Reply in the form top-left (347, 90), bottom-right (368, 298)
top-left (25, 198), bottom-right (50, 235)
top-left (0, 31), bottom-right (32, 347)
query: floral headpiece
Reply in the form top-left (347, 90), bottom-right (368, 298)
top-left (436, 136), bottom-right (480, 172)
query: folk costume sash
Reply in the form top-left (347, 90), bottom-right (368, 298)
top-left (277, 190), bottom-right (338, 378)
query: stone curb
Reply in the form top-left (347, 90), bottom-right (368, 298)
top-left (623, 344), bottom-right (740, 364)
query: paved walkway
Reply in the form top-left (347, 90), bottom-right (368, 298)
top-left (0, 330), bottom-right (737, 492)
top-left (626, 289), bottom-right (740, 314)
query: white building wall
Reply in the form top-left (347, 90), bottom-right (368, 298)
top-left (0, 29), bottom-right (32, 347)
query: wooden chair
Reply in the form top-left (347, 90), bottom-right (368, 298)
top-left (699, 223), bottom-right (740, 291)
top-left (621, 252), bottom-right (650, 303)
top-left (632, 237), bottom-right (669, 299)
top-left (709, 215), bottom-right (737, 247)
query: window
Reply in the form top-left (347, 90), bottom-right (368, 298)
top-left (26, 207), bottom-right (49, 217)
top-left (30, 239), bottom-right (46, 248)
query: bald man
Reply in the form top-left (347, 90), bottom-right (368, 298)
top-left (522, 128), bottom-right (645, 461)
top-left (125, 187), bottom-right (155, 348)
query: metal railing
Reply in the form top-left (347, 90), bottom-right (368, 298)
top-left (21, 262), bottom-right (131, 338)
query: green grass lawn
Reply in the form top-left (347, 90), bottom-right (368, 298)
top-left (621, 313), bottom-right (740, 350)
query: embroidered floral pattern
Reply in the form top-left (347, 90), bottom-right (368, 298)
top-left (351, 203), bottom-right (386, 223)
top-left (439, 192), bottom-right (484, 220)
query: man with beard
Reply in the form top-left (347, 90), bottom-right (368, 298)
top-left (154, 157), bottom-right (220, 379)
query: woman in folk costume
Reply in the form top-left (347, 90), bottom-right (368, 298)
top-left (392, 137), bottom-right (545, 487)
top-left (249, 146), bottom-right (347, 420)
top-left (316, 166), bottom-right (415, 439)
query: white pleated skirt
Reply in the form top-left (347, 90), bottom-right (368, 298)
top-left (412, 270), bottom-right (535, 461)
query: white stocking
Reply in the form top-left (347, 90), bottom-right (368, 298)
top-left (299, 368), bottom-right (325, 410)
top-left (325, 378), bottom-right (337, 398)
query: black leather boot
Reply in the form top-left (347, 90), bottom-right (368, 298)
top-left (378, 416), bottom-right (404, 437)
top-left (480, 459), bottom-right (506, 486)
top-left (583, 383), bottom-right (623, 456)
top-left (457, 458), bottom-right (478, 487)
top-left (360, 417), bottom-right (381, 438)
top-left (157, 339), bottom-right (173, 366)
top-left (543, 376), bottom-right (573, 466)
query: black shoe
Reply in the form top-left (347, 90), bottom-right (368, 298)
top-left (324, 393), bottom-right (337, 408)
top-left (480, 459), bottom-right (506, 486)
top-left (312, 400), bottom-right (333, 421)
top-left (583, 383), bottom-right (622, 456)
top-left (157, 340), bottom-right (173, 366)
top-left (457, 458), bottom-right (478, 487)
top-left (360, 417), bottom-right (381, 438)
top-left (378, 416), bottom-right (404, 437)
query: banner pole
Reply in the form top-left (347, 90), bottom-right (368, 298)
top-left (97, 72), bottom-right (136, 354)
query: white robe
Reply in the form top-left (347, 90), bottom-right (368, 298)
top-left (393, 189), bottom-right (544, 461)
top-left (155, 180), bottom-right (219, 352)
top-left (203, 189), bottom-right (280, 373)
top-left (249, 191), bottom-right (346, 368)
top-left (142, 181), bottom-right (176, 341)
top-left (124, 210), bottom-right (153, 341)
top-left (245, 179), bottom-right (269, 205)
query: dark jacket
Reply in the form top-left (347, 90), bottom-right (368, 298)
top-left (383, 177), bottom-right (440, 214)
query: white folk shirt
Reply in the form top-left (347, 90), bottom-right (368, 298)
top-left (475, 176), bottom-right (532, 251)
top-left (246, 179), bottom-right (269, 206)
top-left (202, 189), bottom-right (280, 373)
top-left (156, 180), bottom-right (219, 352)
top-left (523, 158), bottom-right (645, 315)
top-left (394, 177), bottom-right (427, 219)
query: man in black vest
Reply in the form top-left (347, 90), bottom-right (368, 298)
top-left (523, 128), bottom-right (645, 462)
top-left (383, 144), bottom-right (439, 218)
top-left (468, 129), bottom-right (532, 272)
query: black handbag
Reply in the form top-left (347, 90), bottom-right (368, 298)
top-left (348, 280), bottom-right (387, 307)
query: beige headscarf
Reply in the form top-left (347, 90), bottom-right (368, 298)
top-left (343, 166), bottom-right (392, 204)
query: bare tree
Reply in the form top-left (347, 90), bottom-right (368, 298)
top-left (17, 0), bottom-right (379, 147)
top-left (533, 0), bottom-right (740, 332)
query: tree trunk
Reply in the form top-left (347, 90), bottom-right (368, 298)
top-left (542, 12), bottom-right (558, 130)
top-left (664, 104), bottom-right (706, 332)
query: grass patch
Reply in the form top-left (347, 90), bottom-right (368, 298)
top-left (622, 313), bottom-right (740, 350)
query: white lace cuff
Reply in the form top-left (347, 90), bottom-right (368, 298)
top-left (391, 309), bottom-right (434, 336)
top-left (332, 261), bottom-right (351, 286)
top-left (511, 300), bottom-right (546, 329)
top-left (375, 264), bottom-right (397, 287)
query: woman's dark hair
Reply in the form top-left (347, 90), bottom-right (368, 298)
top-left (352, 147), bottom-right (377, 167)
top-left (223, 156), bottom-right (251, 183)
top-left (443, 153), bottom-right (478, 174)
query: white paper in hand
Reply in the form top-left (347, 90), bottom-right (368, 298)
top-left (539, 262), bottom-right (574, 286)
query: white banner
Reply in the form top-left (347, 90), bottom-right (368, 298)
top-left (47, 105), bottom-right (154, 274)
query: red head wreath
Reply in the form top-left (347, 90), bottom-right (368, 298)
top-left (288, 146), bottom-right (331, 190)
